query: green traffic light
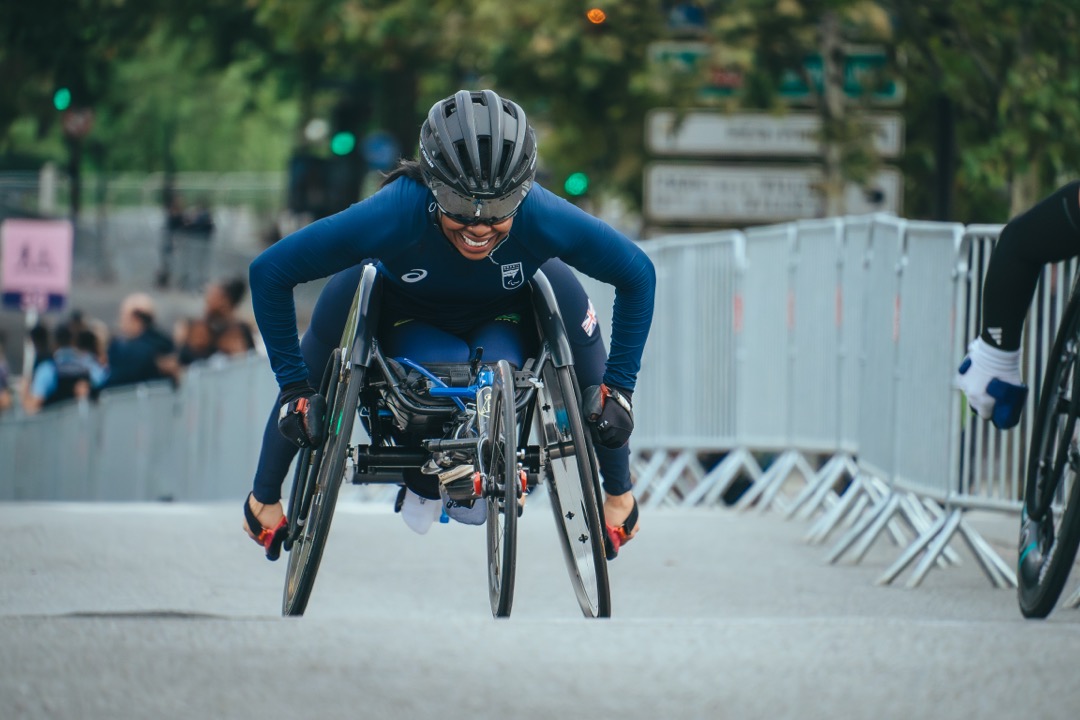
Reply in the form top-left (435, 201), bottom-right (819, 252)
top-left (53, 88), bottom-right (72, 111)
top-left (564, 172), bottom-right (589, 196)
top-left (330, 131), bottom-right (356, 156)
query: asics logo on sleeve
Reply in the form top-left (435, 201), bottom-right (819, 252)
top-left (402, 269), bottom-right (428, 283)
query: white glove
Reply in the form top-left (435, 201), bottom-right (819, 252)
top-left (956, 337), bottom-right (1027, 429)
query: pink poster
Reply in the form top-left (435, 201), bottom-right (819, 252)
top-left (1, 219), bottom-right (74, 310)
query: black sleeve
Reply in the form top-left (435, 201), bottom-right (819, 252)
top-left (981, 181), bottom-right (1080, 350)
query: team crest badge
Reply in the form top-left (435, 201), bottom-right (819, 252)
top-left (501, 262), bottom-right (524, 289)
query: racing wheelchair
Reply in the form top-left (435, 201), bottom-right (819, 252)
top-left (280, 264), bottom-right (612, 619)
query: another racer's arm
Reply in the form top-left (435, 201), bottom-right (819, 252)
top-left (958, 181), bottom-right (1080, 428)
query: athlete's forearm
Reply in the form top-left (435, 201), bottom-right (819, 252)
top-left (982, 181), bottom-right (1080, 351)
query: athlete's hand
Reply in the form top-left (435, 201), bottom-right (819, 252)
top-left (276, 382), bottom-right (327, 448)
top-left (956, 337), bottom-right (1027, 430)
top-left (583, 384), bottom-right (634, 448)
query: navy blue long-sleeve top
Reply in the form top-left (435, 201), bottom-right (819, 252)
top-left (249, 176), bottom-right (655, 392)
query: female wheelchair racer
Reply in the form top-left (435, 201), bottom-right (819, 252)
top-left (242, 89), bottom-right (656, 564)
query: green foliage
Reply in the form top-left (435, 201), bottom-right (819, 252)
top-left (887, 0), bottom-right (1080, 218)
top-left (468, 0), bottom-right (674, 204)
top-left (3, 0), bottom-right (1080, 220)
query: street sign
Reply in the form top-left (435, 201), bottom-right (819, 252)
top-left (647, 110), bottom-right (904, 158)
top-left (644, 164), bottom-right (903, 223)
top-left (646, 42), bottom-right (904, 105)
top-left (780, 47), bottom-right (905, 105)
top-left (1, 219), bottom-right (74, 311)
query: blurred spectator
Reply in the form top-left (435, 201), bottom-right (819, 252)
top-left (63, 309), bottom-right (109, 364)
top-left (17, 322), bottom-right (53, 411)
top-left (21, 322), bottom-right (107, 414)
top-left (176, 318), bottom-right (216, 366)
top-left (157, 193), bottom-right (216, 291)
top-left (27, 322), bottom-right (51, 373)
top-left (174, 276), bottom-right (257, 366)
top-left (204, 277), bottom-right (250, 334)
top-left (157, 192), bottom-right (186, 288)
top-left (178, 198), bottom-right (215, 292)
top-left (106, 293), bottom-right (179, 388)
top-left (214, 321), bottom-right (256, 358)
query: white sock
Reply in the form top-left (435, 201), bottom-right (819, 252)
top-left (400, 488), bottom-right (441, 535)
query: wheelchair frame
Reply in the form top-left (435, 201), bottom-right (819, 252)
top-left (281, 264), bottom-right (612, 619)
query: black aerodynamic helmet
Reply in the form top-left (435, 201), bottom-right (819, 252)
top-left (418, 89), bottom-right (538, 224)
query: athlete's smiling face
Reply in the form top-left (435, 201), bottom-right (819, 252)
top-left (437, 212), bottom-right (515, 260)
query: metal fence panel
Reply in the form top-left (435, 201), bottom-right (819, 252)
top-left (737, 223), bottom-right (795, 450)
top-left (854, 216), bottom-right (904, 481)
top-left (0, 404), bottom-right (93, 500)
top-left (838, 216), bottom-right (874, 455)
top-left (891, 222), bottom-right (966, 499)
top-left (575, 232), bottom-right (743, 449)
top-left (789, 219), bottom-right (844, 452)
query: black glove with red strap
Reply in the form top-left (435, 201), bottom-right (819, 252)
top-left (276, 382), bottom-right (327, 448)
top-left (583, 384), bottom-right (634, 449)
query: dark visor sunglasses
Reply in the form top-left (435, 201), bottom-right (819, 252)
top-left (432, 183), bottom-right (523, 226)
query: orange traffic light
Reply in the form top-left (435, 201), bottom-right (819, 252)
top-left (586, 8), bottom-right (607, 24)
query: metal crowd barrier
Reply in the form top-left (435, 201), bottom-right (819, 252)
top-left (0, 352), bottom-right (278, 501)
top-left (578, 214), bottom-right (1045, 591)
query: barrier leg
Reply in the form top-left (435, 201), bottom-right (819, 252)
top-left (876, 511), bottom-right (952, 586)
top-left (789, 454), bottom-right (857, 521)
top-left (641, 450), bottom-right (703, 510)
top-left (904, 510), bottom-right (966, 588)
top-left (826, 492), bottom-right (898, 564)
top-left (957, 517), bottom-right (1017, 588)
top-left (734, 452), bottom-right (790, 511)
top-left (737, 450), bottom-right (813, 514)
top-left (847, 492), bottom-right (911, 564)
top-left (630, 450), bottom-right (671, 504)
top-left (757, 451), bottom-right (816, 514)
top-left (681, 448), bottom-right (763, 507)
top-left (910, 497), bottom-right (963, 566)
top-left (805, 473), bottom-right (872, 544)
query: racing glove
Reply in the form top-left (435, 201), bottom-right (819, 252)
top-left (583, 384), bottom-right (634, 448)
top-left (277, 382), bottom-right (327, 448)
top-left (956, 337), bottom-right (1027, 430)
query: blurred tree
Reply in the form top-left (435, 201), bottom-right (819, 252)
top-left (887, 0), bottom-right (1080, 220)
top-left (468, 0), bottom-right (674, 206)
top-left (4, 0), bottom-right (1080, 225)
top-left (0, 0), bottom-right (158, 144)
top-left (708, 0), bottom-right (895, 215)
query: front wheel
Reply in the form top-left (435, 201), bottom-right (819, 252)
top-left (1019, 291), bottom-right (1080, 619)
top-left (485, 360), bottom-right (519, 618)
top-left (537, 363), bottom-right (611, 618)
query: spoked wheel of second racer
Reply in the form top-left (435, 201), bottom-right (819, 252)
top-left (484, 359), bottom-right (520, 618)
top-left (282, 351), bottom-right (364, 617)
top-left (1019, 294), bottom-right (1080, 619)
top-left (536, 362), bottom-right (611, 618)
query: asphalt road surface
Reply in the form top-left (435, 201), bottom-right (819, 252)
top-left (2, 496), bottom-right (1079, 720)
